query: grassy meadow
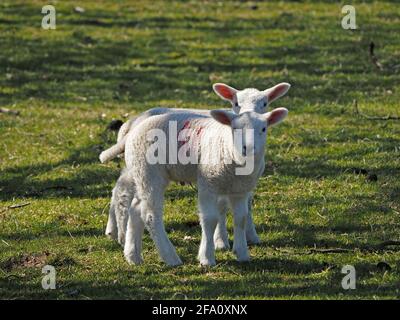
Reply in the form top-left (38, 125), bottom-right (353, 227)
top-left (0, 0), bottom-right (400, 299)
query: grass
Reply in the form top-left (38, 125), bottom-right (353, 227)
top-left (0, 0), bottom-right (400, 299)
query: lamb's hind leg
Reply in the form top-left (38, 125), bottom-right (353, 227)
top-left (140, 183), bottom-right (182, 266)
top-left (115, 188), bottom-right (135, 246)
top-left (124, 198), bottom-right (144, 265)
top-left (105, 189), bottom-right (118, 241)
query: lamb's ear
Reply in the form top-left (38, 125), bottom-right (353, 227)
top-left (211, 109), bottom-right (237, 126)
top-left (264, 83), bottom-right (291, 104)
top-left (213, 83), bottom-right (238, 102)
top-left (264, 107), bottom-right (288, 127)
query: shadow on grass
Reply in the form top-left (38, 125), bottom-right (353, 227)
top-left (1, 256), bottom-right (399, 299)
top-left (1, 2), bottom-right (399, 109)
top-left (0, 141), bottom-right (119, 200)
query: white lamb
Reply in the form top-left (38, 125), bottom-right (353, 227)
top-left (103, 82), bottom-right (290, 250)
top-left (123, 107), bottom-right (288, 266)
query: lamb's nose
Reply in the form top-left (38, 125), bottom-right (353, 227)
top-left (242, 146), bottom-right (247, 156)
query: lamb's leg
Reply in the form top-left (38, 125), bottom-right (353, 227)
top-left (124, 198), bottom-right (144, 265)
top-left (116, 190), bottom-right (135, 246)
top-left (141, 189), bottom-right (182, 267)
top-left (245, 193), bottom-right (260, 245)
top-left (198, 187), bottom-right (219, 266)
top-left (214, 194), bottom-right (259, 249)
top-left (229, 195), bottom-right (250, 262)
top-left (213, 196), bottom-right (230, 250)
top-left (105, 190), bottom-right (118, 241)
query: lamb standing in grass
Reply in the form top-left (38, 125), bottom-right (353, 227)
top-left (123, 107), bottom-right (288, 266)
top-left (103, 82), bottom-right (291, 249)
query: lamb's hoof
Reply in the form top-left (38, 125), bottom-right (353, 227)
top-left (214, 238), bottom-right (230, 251)
top-left (233, 247), bottom-right (250, 262)
top-left (199, 260), bottom-right (216, 267)
top-left (198, 256), bottom-right (216, 267)
top-left (118, 235), bottom-right (126, 247)
top-left (124, 252), bottom-right (143, 265)
top-left (105, 231), bottom-right (118, 241)
top-left (246, 235), bottom-right (261, 245)
top-left (236, 254), bottom-right (250, 262)
top-left (165, 257), bottom-right (183, 267)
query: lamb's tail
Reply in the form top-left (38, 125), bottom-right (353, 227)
top-left (99, 116), bottom-right (139, 163)
top-left (99, 135), bottom-right (127, 163)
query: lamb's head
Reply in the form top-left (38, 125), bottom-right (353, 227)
top-left (213, 82), bottom-right (291, 114)
top-left (210, 107), bottom-right (288, 160)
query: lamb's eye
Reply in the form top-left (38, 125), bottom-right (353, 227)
top-left (263, 102), bottom-right (267, 107)
top-left (235, 102), bottom-right (239, 107)
top-left (262, 127), bottom-right (266, 133)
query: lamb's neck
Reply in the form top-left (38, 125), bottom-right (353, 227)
top-left (207, 123), bottom-right (264, 168)
top-left (200, 122), bottom-right (262, 171)
top-left (198, 122), bottom-right (235, 165)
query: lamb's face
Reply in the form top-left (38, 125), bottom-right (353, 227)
top-left (213, 82), bottom-right (291, 115)
top-left (211, 107), bottom-right (288, 160)
top-left (236, 89), bottom-right (268, 115)
top-left (231, 112), bottom-right (267, 158)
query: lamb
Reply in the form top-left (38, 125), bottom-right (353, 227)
top-left (103, 82), bottom-right (291, 249)
top-left (123, 107), bottom-right (288, 266)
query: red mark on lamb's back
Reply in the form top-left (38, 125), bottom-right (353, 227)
top-left (182, 120), bottom-right (191, 130)
top-left (177, 120), bottom-right (204, 147)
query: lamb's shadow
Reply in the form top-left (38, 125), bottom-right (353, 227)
top-left (0, 222), bottom-right (104, 241)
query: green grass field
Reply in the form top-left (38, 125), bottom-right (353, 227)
top-left (1, 0), bottom-right (400, 299)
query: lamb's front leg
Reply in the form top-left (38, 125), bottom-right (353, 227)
top-left (141, 191), bottom-right (182, 267)
top-left (245, 193), bottom-right (260, 245)
top-left (214, 194), bottom-right (259, 249)
top-left (229, 195), bottom-right (250, 262)
top-left (213, 196), bottom-right (230, 250)
top-left (198, 187), bottom-right (220, 266)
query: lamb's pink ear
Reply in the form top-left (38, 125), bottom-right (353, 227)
top-left (210, 109), bottom-right (237, 126)
top-left (264, 108), bottom-right (288, 127)
top-left (264, 83), bottom-right (291, 104)
top-left (213, 83), bottom-right (238, 102)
